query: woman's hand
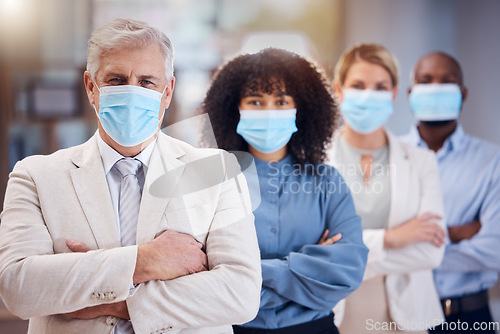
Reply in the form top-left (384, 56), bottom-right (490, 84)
top-left (384, 212), bottom-right (445, 249)
top-left (317, 229), bottom-right (342, 245)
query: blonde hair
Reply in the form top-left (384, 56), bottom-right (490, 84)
top-left (334, 43), bottom-right (399, 87)
top-left (87, 18), bottom-right (174, 80)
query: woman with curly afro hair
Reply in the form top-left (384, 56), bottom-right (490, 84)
top-left (202, 48), bottom-right (368, 334)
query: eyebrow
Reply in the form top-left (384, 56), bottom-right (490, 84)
top-left (242, 93), bottom-right (263, 98)
top-left (138, 75), bottom-right (161, 82)
top-left (102, 73), bottom-right (162, 82)
top-left (102, 72), bottom-right (127, 80)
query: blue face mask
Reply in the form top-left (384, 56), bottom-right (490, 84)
top-left (236, 109), bottom-right (298, 153)
top-left (409, 83), bottom-right (462, 121)
top-left (340, 89), bottom-right (393, 134)
top-left (94, 84), bottom-right (166, 147)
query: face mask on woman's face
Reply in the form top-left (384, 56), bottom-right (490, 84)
top-left (340, 89), bottom-right (394, 134)
top-left (409, 83), bottom-right (462, 121)
top-left (236, 109), bottom-right (298, 153)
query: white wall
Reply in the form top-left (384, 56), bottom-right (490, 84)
top-left (338, 0), bottom-right (500, 145)
top-left (456, 0), bottom-right (500, 145)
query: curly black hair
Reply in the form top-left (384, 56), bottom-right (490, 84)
top-left (202, 48), bottom-right (339, 165)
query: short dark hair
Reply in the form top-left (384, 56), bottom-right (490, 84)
top-left (202, 48), bottom-right (339, 166)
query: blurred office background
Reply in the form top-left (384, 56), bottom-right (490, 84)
top-left (0, 0), bottom-right (499, 332)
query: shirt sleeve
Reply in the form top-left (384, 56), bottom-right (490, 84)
top-left (362, 150), bottom-right (446, 280)
top-left (438, 158), bottom-right (500, 272)
top-left (260, 173), bottom-right (368, 311)
top-left (259, 286), bottom-right (291, 310)
top-left (0, 160), bottom-right (137, 319)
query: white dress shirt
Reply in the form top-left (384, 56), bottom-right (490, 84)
top-left (96, 132), bottom-right (156, 237)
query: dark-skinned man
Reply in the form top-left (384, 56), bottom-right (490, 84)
top-left (403, 52), bottom-right (500, 334)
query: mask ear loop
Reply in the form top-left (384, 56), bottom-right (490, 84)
top-left (91, 80), bottom-right (101, 120)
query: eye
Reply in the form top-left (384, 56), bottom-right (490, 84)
top-left (442, 75), bottom-right (460, 84)
top-left (376, 84), bottom-right (390, 91)
top-left (350, 83), bottom-right (364, 89)
top-left (417, 75), bottom-right (431, 84)
top-left (107, 78), bottom-right (124, 85)
top-left (247, 100), bottom-right (261, 106)
top-left (276, 100), bottom-right (288, 106)
top-left (140, 80), bottom-right (155, 87)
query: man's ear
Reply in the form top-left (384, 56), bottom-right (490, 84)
top-left (83, 71), bottom-right (97, 107)
top-left (461, 86), bottom-right (468, 103)
top-left (162, 76), bottom-right (176, 110)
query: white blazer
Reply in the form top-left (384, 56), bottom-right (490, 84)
top-left (0, 132), bottom-right (262, 334)
top-left (328, 129), bottom-right (445, 331)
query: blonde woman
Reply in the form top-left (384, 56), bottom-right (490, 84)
top-left (328, 44), bottom-right (446, 333)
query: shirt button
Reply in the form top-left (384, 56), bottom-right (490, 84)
top-left (106, 316), bottom-right (117, 326)
top-left (270, 197), bottom-right (278, 203)
top-left (270, 228), bottom-right (277, 233)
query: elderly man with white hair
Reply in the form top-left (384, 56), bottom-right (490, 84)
top-left (0, 18), bottom-right (261, 334)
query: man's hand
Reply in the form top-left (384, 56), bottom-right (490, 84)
top-left (317, 229), bottom-right (342, 245)
top-left (64, 301), bottom-right (129, 320)
top-left (66, 238), bottom-right (92, 252)
top-left (384, 212), bottom-right (445, 249)
top-left (133, 230), bottom-right (208, 284)
top-left (448, 220), bottom-right (481, 243)
top-left (65, 239), bottom-right (129, 320)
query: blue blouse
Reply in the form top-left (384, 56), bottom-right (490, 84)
top-left (242, 154), bottom-right (368, 329)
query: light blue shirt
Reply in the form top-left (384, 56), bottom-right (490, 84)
top-left (402, 125), bottom-right (500, 299)
top-left (243, 155), bottom-right (368, 329)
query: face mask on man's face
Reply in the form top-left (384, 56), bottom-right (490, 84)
top-left (409, 83), bottom-right (462, 122)
top-left (93, 84), bottom-right (166, 147)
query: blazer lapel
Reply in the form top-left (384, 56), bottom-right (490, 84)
top-left (136, 133), bottom-right (186, 244)
top-left (326, 129), bottom-right (342, 167)
top-left (386, 130), bottom-right (410, 228)
top-left (70, 135), bottom-right (120, 249)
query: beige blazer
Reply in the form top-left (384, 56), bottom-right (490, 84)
top-left (328, 130), bottom-right (445, 330)
top-left (0, 132), bottom-right (262, 334)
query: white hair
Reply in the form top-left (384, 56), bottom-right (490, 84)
top-left (86, 18), bottom-right (174, 80)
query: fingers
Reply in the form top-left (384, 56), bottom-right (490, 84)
top-left (66, 238), bottom-right (92, 252)
top-left (157, 230), bottom-right (204, 248)
top-left (323, 233), bottom-right (342, 245)
top-left (201, 254), bottom-right (209, 271)
top-left (419, 212), bottom-right (442, 221)
top-left (419, 222), bottom-right (446, 247)
top-left (317, 229), bottom-right (330, 244)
